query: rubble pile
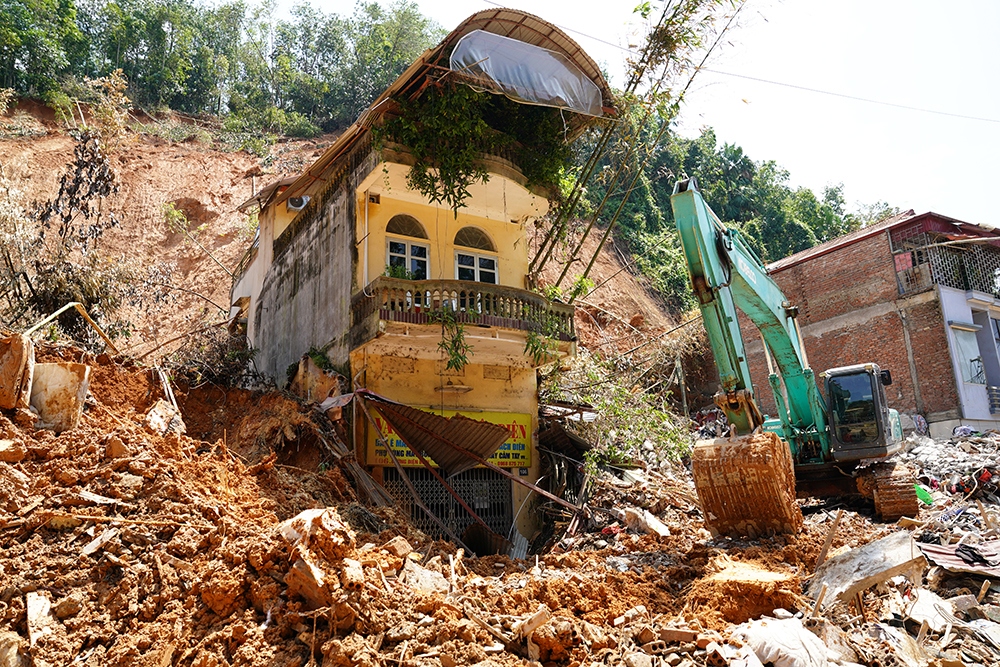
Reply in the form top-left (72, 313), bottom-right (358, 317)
top-left (4, 346), bottom-right (1000, 666)
top-left (902, 432), bottom-right (1000, 502)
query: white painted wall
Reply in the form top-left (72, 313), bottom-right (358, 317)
top-left (938, 286), bottom-right (991, 420)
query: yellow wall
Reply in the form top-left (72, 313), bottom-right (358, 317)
top-left (350, 349), bottom-right (541, 539)
top-left (356, 195), bottom-right (530, 290)
top-left (272, 200), bottom-right (302, 240)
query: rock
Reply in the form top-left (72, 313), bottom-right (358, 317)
top-left (624, 651), bottom-right (653, 667)
top-left (0, 630), bottom-right (28, 667)
top-left (807, 531), bottom-right (925, 608)
top-left (104, 436), bottom-right (131, 459)
top-left (54, 593), bottom-right (84, 619)
top-left (0, 441), bottom-right (26, 463)
top-left (634, 625), bottom-right (656, 645)
top-left (401, 559), bottom-right (448, 594)
top-left (278, 508), bottom-right (356, 562)
top-left (0, 463), bottom-right (29, 513)
top-left (772, 608), bottom-right (794, 619)
top-left (579, 621), bottom-right (615, 650)
top-left (665, 653), bottom-right (682, 666)
top-left (144, 399), bottom-right (186, 436)
top-left (285, 553), bottom-right (333, 609)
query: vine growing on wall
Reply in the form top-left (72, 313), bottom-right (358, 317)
top-left (430, 305), bottom-right (473, 371)
top-left (375, 82), bottom-right (573, 214)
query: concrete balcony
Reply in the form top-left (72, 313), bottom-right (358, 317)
top-left (350, 277), bottom-right (575, 357)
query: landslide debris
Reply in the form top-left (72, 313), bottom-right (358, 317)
top-left (4, 345), bottom-right (1000, 667)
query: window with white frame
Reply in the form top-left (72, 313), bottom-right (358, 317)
top-left (385, 215), bottom-right (428, 280)
top-left (454, 227), bottom-right (497, 284)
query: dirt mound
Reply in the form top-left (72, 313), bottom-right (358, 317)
top-left (686, 556), bottom-right (804, 625)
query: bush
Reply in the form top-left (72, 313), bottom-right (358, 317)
top-left (167, 327), bottom-right (262, 388)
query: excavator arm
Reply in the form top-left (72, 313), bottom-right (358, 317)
top-left (671, 178), bottom-right (827, 460)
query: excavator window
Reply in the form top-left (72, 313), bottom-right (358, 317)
top-left (828, 372), bottom-right (879, 444)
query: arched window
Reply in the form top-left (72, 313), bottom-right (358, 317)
top-left (454, 226), bottom-right (496, 251)
top-left (454, 227), bottom-right (498, 284)
top-left (386, 215), bottom-right (428, 280)
top-left (386, 214), bottom-right (427, 239)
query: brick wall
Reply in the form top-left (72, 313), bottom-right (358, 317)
top-left (737, 230), bottom-right (959, 421)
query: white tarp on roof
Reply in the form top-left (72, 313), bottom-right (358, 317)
top-left (449, 29), bottom-right (603, 117)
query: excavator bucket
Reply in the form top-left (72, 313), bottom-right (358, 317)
top-left (691, 431), bottom-right (803, 538)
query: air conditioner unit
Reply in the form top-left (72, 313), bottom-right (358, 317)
top-left (286, 195), bottom-right (310, 212)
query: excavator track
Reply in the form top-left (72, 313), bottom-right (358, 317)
top-left (856, 461), bottom-right (919, 521)
top-left (691, 431), bottom-right (803, 538)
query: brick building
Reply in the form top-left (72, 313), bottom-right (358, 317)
top-left (741, 211), bottom-right (1000, 438)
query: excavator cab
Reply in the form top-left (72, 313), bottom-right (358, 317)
top-left (824, 363), bottom-right (903, 461)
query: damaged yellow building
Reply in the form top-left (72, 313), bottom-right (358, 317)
top-left (229, 9), bottom-right (613, 551)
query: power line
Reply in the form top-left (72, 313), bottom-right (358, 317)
top-left (477, 0), bottom-right (1000, 125)
top-left (699, 67), bottom-right (1000, 125)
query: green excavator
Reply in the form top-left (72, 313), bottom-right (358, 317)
top-left (671, 178), bottom-right (918, 537)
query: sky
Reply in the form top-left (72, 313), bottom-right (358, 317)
top-left (315, 0), bottom-right (1000, 226)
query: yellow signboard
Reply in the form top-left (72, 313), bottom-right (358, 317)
top-left (367, 408), bottom-right (531, 468)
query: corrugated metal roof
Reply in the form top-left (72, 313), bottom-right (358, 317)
top-left (359, 390), bottom-right (510, 478)
top-left (767, 210), bottom-right (916, 273)
top-left (917, 539), bottom-right (1000, 577)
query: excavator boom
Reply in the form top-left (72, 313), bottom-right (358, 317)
top-left (671, 178), bottom-right (916, 536)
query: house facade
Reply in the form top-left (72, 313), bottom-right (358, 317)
top-left (229, 10), bottom-right (612, 547)
top-left (741, 211), bottom-right (1000, 439)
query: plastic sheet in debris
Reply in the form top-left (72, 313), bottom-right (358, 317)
top-left (450, 30), bottom-right (603, 117)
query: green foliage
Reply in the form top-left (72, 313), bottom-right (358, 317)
top-left (377, 84), bottom-right (574, 213)
top-left (579, 122), bottom-right (900, 314)
top-left (429, 305), bottom-right (472, 372)
top-left (384, 263), bottom-right (416, 281)
top-left (543, 349), bottom-right (691, 466)
top-left (376, 83), bottom-right (497, 214)
top-left (162, 201), bottom-right (188, 234)
top-left (303, 346), bottom-right (336, 372)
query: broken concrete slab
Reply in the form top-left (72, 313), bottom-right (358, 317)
top-left (285, 553), bottom-right (333, 609)
top-left (381, 535), bottom-right (413, 558)
top-left (621, 508), bottom-right (671, 537)
top-left (25, 591), bottom-right (55, 647)
top-left (807, 531), bottom-right (925, 608)
top-left (905, 588), bottom-right (950, 633)
top-left (30, 362), bottom-right (90, 433)
top-left (0, 462), bottom-right (29, 513)
top-left (803, 618), bottom-right (858, 664)
top-left (0, 333), bottom-right (33, 410)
